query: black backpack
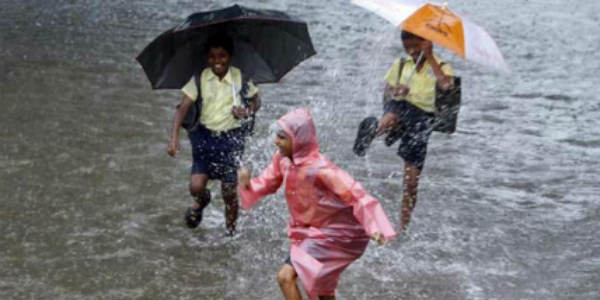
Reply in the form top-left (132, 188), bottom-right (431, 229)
top-left (180, 73), bottom-right (255, 135)
top-left (434, 74), bottom-right (461, 133)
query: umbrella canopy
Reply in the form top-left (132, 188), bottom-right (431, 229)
top-left (136, 4), bottom-right (316, 89)
top-left (352, 0), bottom-right (509, 72)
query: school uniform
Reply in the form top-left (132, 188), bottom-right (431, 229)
top-left (181, 66), bottom-right (259, 183)
top-left (383, 56), bottom-right (453, 169)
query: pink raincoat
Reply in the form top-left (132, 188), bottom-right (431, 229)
top-left (239, 108), bottom-right (397, 299)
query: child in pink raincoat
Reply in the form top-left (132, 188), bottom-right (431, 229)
top-left (238, 108), bottom-right (397, 299)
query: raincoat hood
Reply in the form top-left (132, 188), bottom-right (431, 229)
top-left (277, 108), bottom-right (320, 165)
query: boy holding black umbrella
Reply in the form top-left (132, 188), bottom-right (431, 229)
top-left (167, 35), bottom-right (260, 236)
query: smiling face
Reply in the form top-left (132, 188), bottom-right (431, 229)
top-left (207, 46), bottom-right (231, 79)
top-left (274, 129), bottom-right (293, 159)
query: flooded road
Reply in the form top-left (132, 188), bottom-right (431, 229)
top-left (1, 0), bottom-right (599, 299)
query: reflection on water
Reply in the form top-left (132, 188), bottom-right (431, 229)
top-left (1, 0), bottom-right (599, 299)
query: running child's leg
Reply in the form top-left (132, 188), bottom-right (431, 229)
top-left (185, 174), bottom-right (211, 228)
top-left (400, 163), bottom-right (421, 230)
top-left (376, 112), bottom-right (398, 136)
top-left (221, 182), bottom-right (238, 235)
top-left (277, 264), bottom-right (302, 300)
top-left (395, 102), bottom-right (434, 230)
top-left (190, 174), bottom-right (209, 200)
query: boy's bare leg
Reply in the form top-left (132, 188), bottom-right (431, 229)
top-left (222, 182), bottom-right (238, 235)
top-left (400, 163), bottom-right (422, 230)
top-left (184, 174), bottom-right (211, 228)
top-left (376, 112), bottom-right (398, 136)
top-left (277, 264), bottom-right (302, 300)
top-left (190, 174), bottom-right (211, 211)
top-left (189, 174), bottom-right (209, 200)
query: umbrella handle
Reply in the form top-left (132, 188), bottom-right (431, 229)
top-left (232, 82), bottom-right (241, 107)
top-left (404, 51), bottom-right (424, 86)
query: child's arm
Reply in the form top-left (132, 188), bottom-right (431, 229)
top-left (383, 84), bottom-right (410, 102)
top-left (233, 94), bottom-right (261, 119)
top-left (249, 94), bottom-right (261, 113)
top-left (237, 153), bottom-right (284, 210)
top-left (245, 80), bottom-right (261, 113)
top-left (421, 40), bottom-right (453, 91)
top-left (317, 167), bottom-right (397, 241)
top-left (168, 95), bottom-right (194, 157)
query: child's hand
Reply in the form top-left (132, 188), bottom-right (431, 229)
top-left (393, 84), bottom-right (410, 98)
top-left (237, 167), bottom-right (250, 189)
top-left (167, 137), bottom-right (180, 157)
top-left (421, 40), bottom-right (434, 59)
top-left (438, 78), bottom-right (453, 91)
top-left (371, 232), bottom-right (387, 246)
top-left (232, 106), bottom-right (249, 119)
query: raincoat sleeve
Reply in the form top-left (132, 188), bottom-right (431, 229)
top-left (317, 167), bottom-right (397, 240)
top-left (239, 153), bottom-right (285, 210)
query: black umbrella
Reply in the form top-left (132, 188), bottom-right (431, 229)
top-left (136, 4), bottom-right (316, 89)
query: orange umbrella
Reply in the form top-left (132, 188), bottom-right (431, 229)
top-left (353, 0), bottom-right (509, 72)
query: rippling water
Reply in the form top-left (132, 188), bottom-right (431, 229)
top-left (1, 0), bottom-right (599, 299)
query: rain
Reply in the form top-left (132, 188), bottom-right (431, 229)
top-left (1, 0), bottom-right (599, 299)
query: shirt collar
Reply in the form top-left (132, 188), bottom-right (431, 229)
top-left (206, 68), bottom-right (234, 85)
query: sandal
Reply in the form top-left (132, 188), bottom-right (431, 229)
top-left (184, 207), bottom-right (203, 229)
top-left (184, 190), bottom-right (211, 229)
top-left (353, 116), bottom-right (378, 156)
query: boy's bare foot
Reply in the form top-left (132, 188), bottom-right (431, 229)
top-left (225, 228), bottom-right (237, 237)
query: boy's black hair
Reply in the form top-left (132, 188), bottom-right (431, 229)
top-left (204, 34), bottom-right (234, 56)
top-left (401, 30), bottom-right (425, 41)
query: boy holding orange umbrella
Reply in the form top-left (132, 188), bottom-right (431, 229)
top-left (354, 30), bottom-right (454, 230)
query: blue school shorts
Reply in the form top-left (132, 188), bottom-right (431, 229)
top-left (188, 126), bottom-right (245, 183)
top-left (384, 100), bottom-right (435, 170)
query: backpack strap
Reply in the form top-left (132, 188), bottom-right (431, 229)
top-left (190, 72), bottom-right (204, 130)
top-left (194, 72), bottom-right (202, 101)
top-left (397, 57), bottom-right (406, 86)
top-left (179, 73), bottom-right (203, 132)
top-left (383, 58), bottom-right (406, 106)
